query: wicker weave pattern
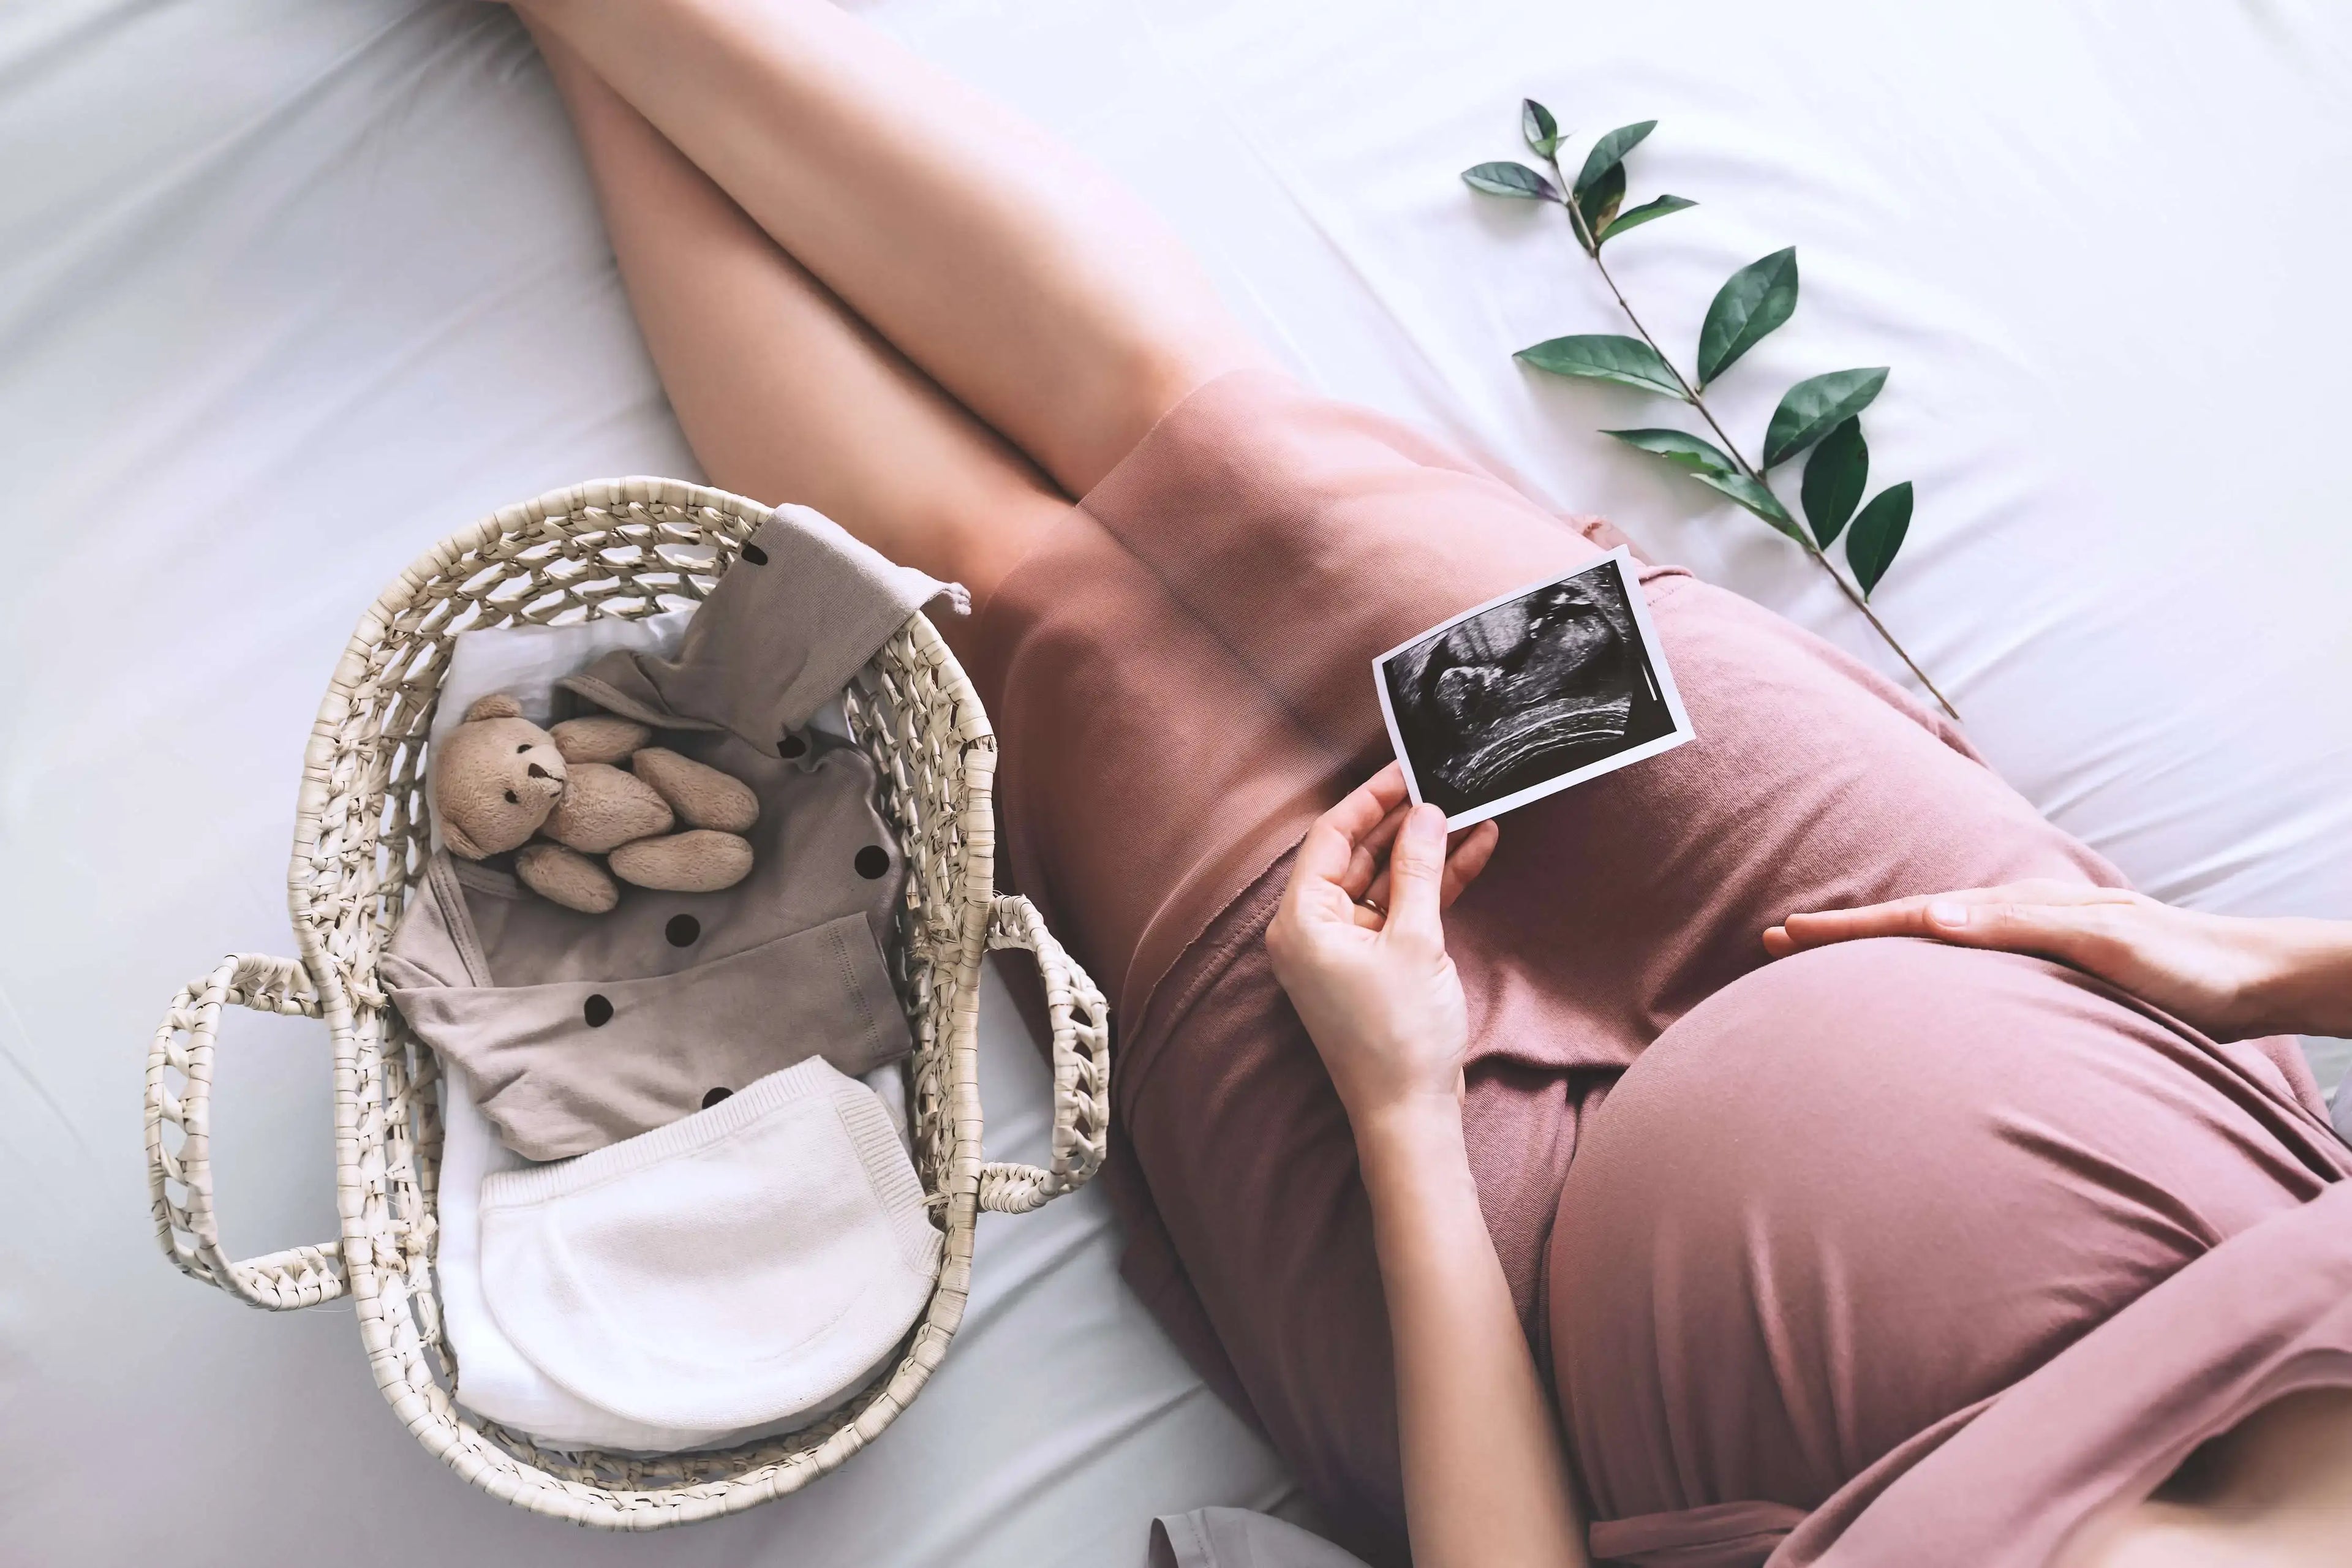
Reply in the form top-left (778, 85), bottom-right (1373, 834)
top-left (141, 478), bottom-right (1110, 1526)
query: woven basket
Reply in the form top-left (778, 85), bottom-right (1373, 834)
top-left (143, 477), bottom-right (1110, 1527)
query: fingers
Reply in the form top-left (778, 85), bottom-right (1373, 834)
top-left (1283, 764), bottom-right (1427, 938)
top-left (1292, 771), bottom-right (1404, 893)
top-left (1908, 899), bottom-right (2122, 969)
top-left (1766, 883), bottom-right (2138, 963)
top-left (1773, 888), bottom-right (2026, 951)
top-left (1341, 760), bottom-right (1411, 827)
top-left (1439, 820), bottom-right (1499, 910)
top-left (1287, 763), bottom-right (1498, 941)
top-left (1341, 803), bottom-right (1411, 900)
top-left (1382, 804), bottom-right (1450, 944)
top-left (1367, 818), bottom-right (1495, 913)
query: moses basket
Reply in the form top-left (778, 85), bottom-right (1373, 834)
top-left (143, 478), bottom-right (1111, 1527)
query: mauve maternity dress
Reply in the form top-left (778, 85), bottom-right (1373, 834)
top-left (968, 371), bottom-right (2352, 1567)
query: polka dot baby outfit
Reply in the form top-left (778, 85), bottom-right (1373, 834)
top-left (383, 506), bottom-right (965, 1162)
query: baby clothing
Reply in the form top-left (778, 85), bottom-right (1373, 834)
top-left (480, 1055), bottom-right (941, 1433)
top-left (386, 753), bottom-right (910, 1161)
top-left (385, 503), bottom-right (963, 1161)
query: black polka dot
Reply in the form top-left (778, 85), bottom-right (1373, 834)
top-left (665, 913), bottom-right (700, 948)
top-left (701, 1087), bottom-right (733, 1109)
top-left (855, 845), bottom-right (891, 880)
top-left (778, 733), bottom-right (808, 760)
top-left (739, 542), bottom-right (769, 566)
top-left (583, 994), bottom-right (613, 1027)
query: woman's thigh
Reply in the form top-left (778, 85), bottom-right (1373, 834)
top-left (1547, 937), bottom-right (2349, 1548)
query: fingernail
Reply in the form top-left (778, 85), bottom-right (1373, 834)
top-left (1928, 900), bottom-right (1970, 927)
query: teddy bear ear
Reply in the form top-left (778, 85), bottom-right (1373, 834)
top-left (464, 693), bottom-right (524, 723)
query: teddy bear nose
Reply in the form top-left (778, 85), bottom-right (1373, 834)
top-left (527, 763), bottom-right (552, 780)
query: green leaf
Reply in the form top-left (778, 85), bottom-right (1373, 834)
top-left (1575, 159), bottom-right (1626, 239)
top-left (1597, 194), bottom-right (1695, 243)
top-left (1515, 334), bottom-right (1686, 397)
top-left (1462, 160), bottom-right (1560, 200)
top-left (1844, 481), bottom-right (1913, 596)
top-left (1521, 99), bottom-right (1561, 159)
top-left (1605, 427), bottom-right (1737, 476)
top-left (1607, 429), bottom-right (1806, 541)
top-left (1699, 470), bottom-right (1807, 541)
top-left (1762, 368), bottom-right (1888, 467)
top-left (1696, 247), bottom-right (1799, 386)
top-left (1573, 119), bottom-right (1657, 197)
top-left (1799, 416), bottom-right (1868, 547)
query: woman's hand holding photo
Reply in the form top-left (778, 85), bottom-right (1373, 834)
top-left (1270, 765), bottom-right (1586, 1568)
top-left (1267, 761), bottom-right (1497, 1136)
top-left (1766, 880), bottom-right (2352, 1042)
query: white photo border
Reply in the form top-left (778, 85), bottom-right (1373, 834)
top-left (1370, 546), bottom-right (1697, 829)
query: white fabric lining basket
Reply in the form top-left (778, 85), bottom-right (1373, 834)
top-left (140, 477), bottom-right (1112, 1528)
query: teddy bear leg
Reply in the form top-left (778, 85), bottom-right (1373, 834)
top-left (608, 830), bottom-right (755, 893)
top-left (515, 842), bottom-right (622, 913)
top-left (630, 748), bottom-right (761, 832)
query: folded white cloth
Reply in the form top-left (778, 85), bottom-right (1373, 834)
top-left (428, 607), bottom-right (915, 1450)
top-left (480, 1056), bottom-right (941, 1433)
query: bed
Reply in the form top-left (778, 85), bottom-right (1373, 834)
top-left (4, 1), bottom-right (2346, 1563)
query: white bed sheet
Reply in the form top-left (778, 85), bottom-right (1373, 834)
top-left (5, 1), bottom-right (2348, 1564)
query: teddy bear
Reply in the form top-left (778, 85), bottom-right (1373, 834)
top-left (431, 693), bottom-right (760, 914)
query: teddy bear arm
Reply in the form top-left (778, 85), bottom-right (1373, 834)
top-left (631, 747), bottom-right (761, 833)
top-left (549, 715), bottom-right (652, 766)
top-left (543, 763), bottom-right (676, 854)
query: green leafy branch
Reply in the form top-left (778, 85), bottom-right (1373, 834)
top-left (1466, 99), bottom-right (1954, 720)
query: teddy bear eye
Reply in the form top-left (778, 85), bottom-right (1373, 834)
top-left (516, 744), bottom-right (531, 754)
top-left (504, 790), bottom-right (519, 804)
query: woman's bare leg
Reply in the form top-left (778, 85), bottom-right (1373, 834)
top-left (524, 20), bottom-right (1069, 622)
top-left (513, 0), bottom-right (1276, 499)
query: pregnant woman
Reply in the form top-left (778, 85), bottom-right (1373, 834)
top-left (502, 2), bottom-right (2352, 1562)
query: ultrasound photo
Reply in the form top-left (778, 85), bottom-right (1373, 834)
top-left (1373, 549), bottom-right (1694, 826)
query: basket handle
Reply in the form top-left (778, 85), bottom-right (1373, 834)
top-left (978, 895), bottom-right (1112, 1214)
top-left (146, 954), bottom-right (349, 1309)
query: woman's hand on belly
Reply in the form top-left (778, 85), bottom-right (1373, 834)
top-left (1763, 880), bottom-right (2352, 1041)
top-left (1265, 761), bottom-right (1498, 1133)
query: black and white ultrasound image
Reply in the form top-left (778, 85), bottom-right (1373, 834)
top-left (1381, 561), bottom-right (1676, 817)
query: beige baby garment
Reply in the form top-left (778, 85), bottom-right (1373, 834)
top-left (384, 505), bottom-right (964, 1161)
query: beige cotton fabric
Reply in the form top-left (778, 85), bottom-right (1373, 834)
top-left (386, 843), bottom-right (909, 1161)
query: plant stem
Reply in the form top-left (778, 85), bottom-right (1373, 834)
top-left (1545, 156), bottom-right (1959, 721)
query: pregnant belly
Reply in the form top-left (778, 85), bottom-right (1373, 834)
top-left (1542, 937), bottom-right (2345, 1565)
